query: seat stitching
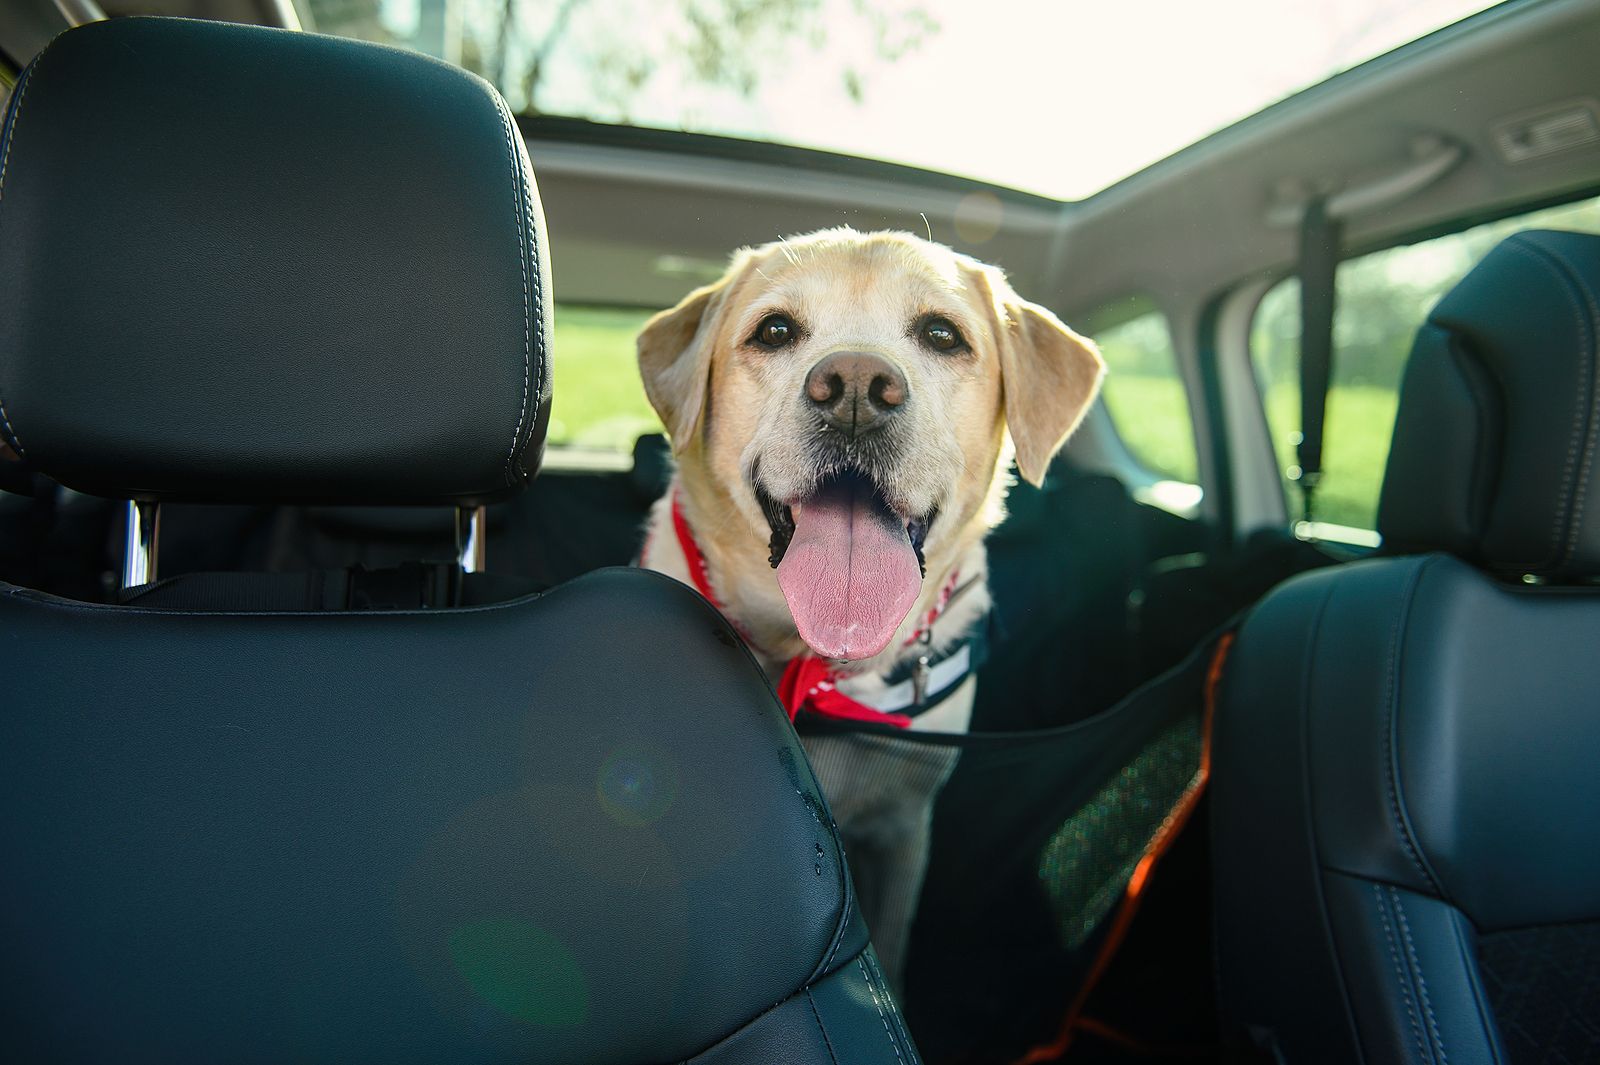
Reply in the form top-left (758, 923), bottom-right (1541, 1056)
top-left (1392, 887), bottom-right (1449, 1065)
top-left (515, 116), bottom-right (546, 481)
top-left (857, 956), bottom-right (907, 1065)
top-left (1500, 238), bottom-right (1596, 567)
top-left (505, 98), bottom-right (546, 480)
top-left (1374, 882), bottom-right (1430, 1064)
top-left (0, 49), bottom-right (53, 459)
top-left (806, 989), bottom-right (842, 1065)
top-left (821, 875), bottom-right (853, 972)
top-left (865, 948), bottom-right (919, 1055)
top-left (1525, 238), bottom-right (1600, 561)
top-left (491, 91), bottom-right (532, 488)
top-left (1382, 559), bottom-right (1443, 894)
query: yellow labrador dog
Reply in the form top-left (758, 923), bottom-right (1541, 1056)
top-left (637, 228), bottom-right (1103, 989)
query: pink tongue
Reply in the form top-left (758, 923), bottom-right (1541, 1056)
top-left (776, 479), bottom-right (923, 660)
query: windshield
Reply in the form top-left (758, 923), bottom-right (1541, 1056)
top-left (300, 0), bottom-right (1506, 199)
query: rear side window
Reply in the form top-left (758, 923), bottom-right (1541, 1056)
top-left (548, 305), bottom-right (662, 452)
top-left (1093, 300), bottom-right (1197, 484)
top-left (1251, 194), bottom-right (1600, 533)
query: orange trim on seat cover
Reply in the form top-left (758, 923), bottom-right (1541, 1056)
top-left (1012, 632), bottom-right (1234, 1064)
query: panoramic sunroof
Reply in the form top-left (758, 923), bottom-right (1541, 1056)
top-left (302, 0), bottom-right (1507, 200)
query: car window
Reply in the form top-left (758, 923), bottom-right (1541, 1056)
top-left (548, 305), bottom-right (662, 452)
top-left (1251, 194), bottom-right (1600, 534)
top-left (1093, 300), bottom-right (1197, 484)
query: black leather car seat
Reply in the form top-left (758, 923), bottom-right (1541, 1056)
top-left (0, 18), bottom-right (919, 1064)
top-left (1211, 229), bottom-right (1600, 1064)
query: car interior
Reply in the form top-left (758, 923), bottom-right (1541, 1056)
top-left (1, 0), bottom-right (1597, 1062)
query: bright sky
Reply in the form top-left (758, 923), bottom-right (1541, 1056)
top-left (365, 0), bottom-right (1506, 199)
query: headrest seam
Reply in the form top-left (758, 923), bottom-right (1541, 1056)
top-left (1498, 236), bottom-right (1600, 570)
top-left (492, 91), bottom-right (532, 489)
top-left (0, 44), bottom-right (56, 460)
top-left (1510, 235), bottom-right (1600, 568)
top-left (512, 102), bottom-right (547, 484)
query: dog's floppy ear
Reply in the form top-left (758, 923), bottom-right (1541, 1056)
top-left (987, 271), bottom-right (1106, 487)
top-left (637, 265), bottom-right (739, 453)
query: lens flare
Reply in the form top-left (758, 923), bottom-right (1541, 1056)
top-left (596, 744), bottom-right (679, 827)
top-left (447, 918), bottom-right (588, 1028)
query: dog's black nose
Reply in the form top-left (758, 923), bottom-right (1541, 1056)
top-left (804, 350), bottom-right (908, 437)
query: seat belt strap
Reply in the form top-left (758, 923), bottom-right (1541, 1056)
top-left (1295, 197), bottom-right (1342, 525)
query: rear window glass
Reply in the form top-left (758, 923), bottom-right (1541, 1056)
top-left (1093, 301), bottom-right (1197, 484)
top-left (548, 305), bottom-right (661, 452)
top-left (1251, 194), bottom-right (1600, 533)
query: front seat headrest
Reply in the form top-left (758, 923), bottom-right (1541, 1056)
top-left (0, 17), bottom-right (551, 506)
top-left (1377, 229), bottom-right (1600, 581)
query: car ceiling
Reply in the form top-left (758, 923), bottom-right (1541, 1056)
top-left (3, 0), bottom-right (1597, 327)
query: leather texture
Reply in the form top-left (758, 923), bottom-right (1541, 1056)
top-left (0, 566), bottom-right (923, 1064)
top-left (0, 17), bottom-right (552, 504)
top-left (1378, 230), bottom-right (1600, 580)
top-left (1213, 551), bottom-right (1600, 1063)
top-left (1214, 231), bottom-right (1600, 1065)
top-left (689, 947), bottom-right (921, 1064)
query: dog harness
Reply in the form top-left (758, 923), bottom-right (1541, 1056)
top-left (662, 492), bottom-right (983, 728)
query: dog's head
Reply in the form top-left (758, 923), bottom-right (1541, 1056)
top-left (639, 228), bottom-right (1104, 660)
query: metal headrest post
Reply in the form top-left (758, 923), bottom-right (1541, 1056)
top-left (122, 499), bottom-right (161, 590)
top-left (456, 505), bottom-right (487, 575)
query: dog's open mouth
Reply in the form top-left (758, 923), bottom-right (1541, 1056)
top-left (755, 470), bottom-right (934, 661)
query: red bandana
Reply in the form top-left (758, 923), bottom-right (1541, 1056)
top-left (664, 491), bottom-right (957, 729)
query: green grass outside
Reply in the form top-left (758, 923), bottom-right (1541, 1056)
top-left (547, 305), bottom-right (662, 451)
top-left (1103, 373), bottom-right (1398, 530)
top-left (1098, 374), bottom-right (1200, 485)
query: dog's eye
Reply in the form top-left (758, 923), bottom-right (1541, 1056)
top-left (920, 316), bottom-right (966, 352)
top-left (752, 314), bottom-right (796, 349)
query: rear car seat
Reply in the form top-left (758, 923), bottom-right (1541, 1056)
top-left (0, 18), bottom-right (920, 1062)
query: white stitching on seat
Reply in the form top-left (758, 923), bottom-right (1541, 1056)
top-left (0, 53), bottom-right (49, 459)
top-left (1374, 883), bottom-right (1430, 1064)
top-left (857, 956), bottom-right (907, 1065)
top-left (492, 92), bottom-right (532, 487)
top-left (1499, 239), bottom-right (1593, 567)
top-left (513, 126), bottom-right (546, 481)
top-left (865, 949), bottom-right (920, 1056)
top-left (1392, 887), bottom-right (1449, 1065)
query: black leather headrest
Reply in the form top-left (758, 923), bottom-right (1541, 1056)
top-left (1378, 229), bottom-right (1600, 580)
top-left (0, 17), bottom-right (551, 505)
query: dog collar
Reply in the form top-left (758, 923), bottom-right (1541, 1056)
top-left (664, 489), bottom-right (978, 728)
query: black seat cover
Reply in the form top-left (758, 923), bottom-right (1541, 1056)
top-left (1, 571), bottom-right (909, 1063)
top-left (1212, 230), bottom-right (1600, 1064)
top-left (0, 18), bottom-right (919, 1063)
